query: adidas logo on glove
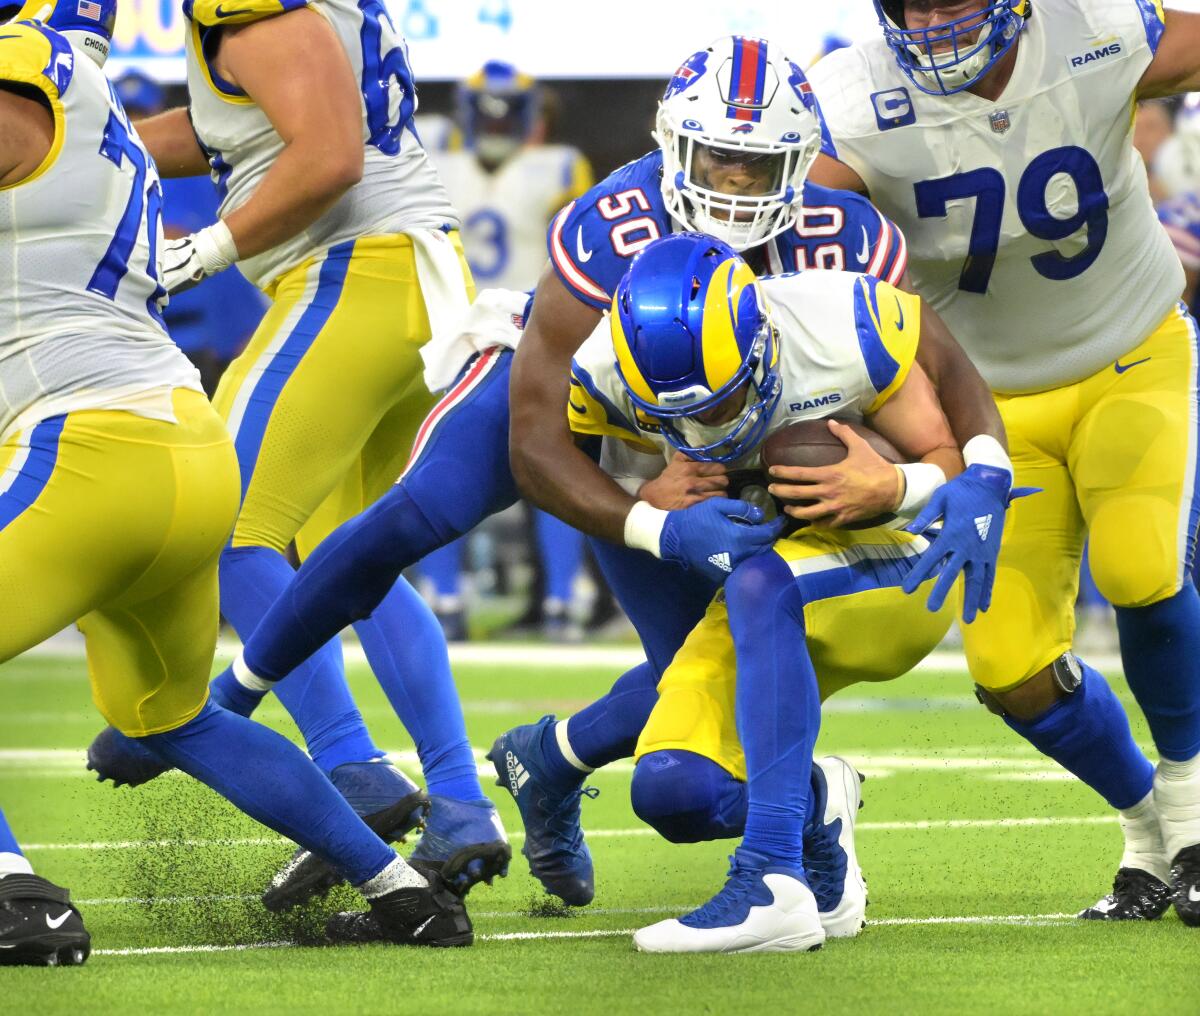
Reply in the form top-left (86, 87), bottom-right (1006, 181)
top-left (707, 551), bottom-right (732, 573)
top-left (974, 514), bottom-right (993, 541)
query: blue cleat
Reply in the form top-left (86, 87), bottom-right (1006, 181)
top-left (486, 716), bottom-right (596, 907)
top-left (634, 849), bottom-right (825, 953)
top-left (804, 756), bottom-right (867, 939)
top-left (86, 725), bottom-right (172, 787)
top-left (410, 796), bottom-right (512, 895)
top-left (262, 761), bottom-right (428, 912)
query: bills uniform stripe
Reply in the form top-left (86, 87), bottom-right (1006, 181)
top-left (1177, 303), bottom-right (1200, 583)
top-left (400, 345), bottom-right (506, 481)
top-left (226, 241), bottom-right (355, 501)
top-left (0, 415), bottom-right (66, 533)
top-left (549, 203), bottom-right (610, 307)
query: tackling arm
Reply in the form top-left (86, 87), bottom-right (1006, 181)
top-left (0, 84), bottom-right (52, 187)
top-left (134, 107), bottom-right (210, 178)
top-left (1138, 10), bottom-right (1200, 98)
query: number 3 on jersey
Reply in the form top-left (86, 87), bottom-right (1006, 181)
top-left (915, 145), bottom-right (1109, 294)
top-left (598, 188), bottom-right (661, 257)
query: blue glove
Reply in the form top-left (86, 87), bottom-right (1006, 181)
top-left (902, 464), bottom-right (1019, 623)
top-left (660, 498), bottom-right (786, 584)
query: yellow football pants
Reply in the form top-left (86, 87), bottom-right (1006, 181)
top-left (964, 303), bottom-right (1200, 691)
top-left (0, 390), bottom-right (239, 735)
top-left (212, 233), bottom-right (474, 558)
top-left (636, 527), bottom-right (954, 779)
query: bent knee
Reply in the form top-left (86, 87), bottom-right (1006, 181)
top-left (630, 750), bottom-right (744, 843)
top-left (1088, 511), bottom-right (1179, 608)
top-left (725, 552), bottom-right (794, 613)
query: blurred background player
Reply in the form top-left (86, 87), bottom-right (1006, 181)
top-left (419, 61), bottom-right (595, 642)
top-left (0, 0), bottom-right (469, 961)
top-left (86, 0), bottom-right (510, 898)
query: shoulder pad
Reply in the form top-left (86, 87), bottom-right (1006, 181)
top-left (775, 184), bottom-right (907, 283)
top-left (547, 151), bottom-right (670, 310)
top-left (0, 22), bottom-right (74, 99)
top-left (185, 0), bottom-right (310, 27)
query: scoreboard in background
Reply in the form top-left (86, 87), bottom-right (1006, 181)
top-left (104, 0), bottom-right (881, 81)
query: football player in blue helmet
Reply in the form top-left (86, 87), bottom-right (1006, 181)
top-left (458, 60), bottom-right (540, 171)
top-left (873, 0), bottom-right (1029, 95)
top-left (8, 0), bottom-right (117, 66)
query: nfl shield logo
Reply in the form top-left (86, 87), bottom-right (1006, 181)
top-left (989, 109), bottom-right (1011, 134)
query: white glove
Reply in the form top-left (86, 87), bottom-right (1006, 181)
top-left (161, 220), bottom-right (238, 295)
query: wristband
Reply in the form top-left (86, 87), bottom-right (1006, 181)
top-left (624, 500), bottom-right (668, 558)
top-left (962, 434), bottom-right (1012, 476)
top-left (193, 219), bottom-right (239, 275)
top-left (896, 462), bottom-right (947, 517)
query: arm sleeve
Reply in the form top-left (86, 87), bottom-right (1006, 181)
top-left (568, 362), bottom-right (658, 453)
top-left (185, 0), bottom-right (311, 26)
top-left (851, 276), bottom-right (921, 413)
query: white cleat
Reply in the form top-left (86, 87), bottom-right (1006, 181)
top-left (634, 857), bottom-right (826, 955)
top-left (808, 756), bottom-right (867, 939)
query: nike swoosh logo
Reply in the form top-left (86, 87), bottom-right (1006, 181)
top-left (1189, 885), bottom-right (1200, 903)
top-left (45, 911), bottom-right (71, 930)
top-left (1114, 356), bottom-right (1150, 374)
top-left (214, 3), bottom-right (253, 16)
top-left (575, 227), bottom-right (594, 264)
top-left (412, 915), bottom-right (435, 937)
top-left (568, 401), bottom-right (587, 415)
top-left (0, 34), bottom-right (23, 40)
top-left (894, 296), bottom-right (904, 331)
top-left (858, 226), bottom-right (870, 263)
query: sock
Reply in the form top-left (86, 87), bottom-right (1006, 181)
top-left (220, 544), bottom-right (383, 774)
top-left (143, 699), bottom-right (396, 885)
top-left (0, 809), bottom-right (32, 877)
top-left (353, 576), bottom-right (484, 802)
top-left (210, 655), bottom-right (268, 717)
top-left (534, 509), bottom-right (583, 605)
top-left (1115, 587), bottom-right (1200, 761)
top-left (1154, 752), bottom-right (1200, 862)
top-left (359, 854), bottom-right (427, 895)
top-left (1118, 791), bottom-right (1170, 882)
top-left (727, 554), bottom-right (819, 870)
top-left (561, 662), bottom-right (659, 772)
top-left (418, 539), bottom-right (465, 600)
top-left (1003, 661), bottom-right (1154, 811)
top-left (631, 750), bottom-right (748, 843)
top-left (241, 486), bottom-right (446, 684)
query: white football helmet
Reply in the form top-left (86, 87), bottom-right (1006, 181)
top-left (654, 36), bottom-right (824, 251)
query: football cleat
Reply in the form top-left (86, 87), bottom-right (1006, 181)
top-left (86, 725), bottom-right (172, 787)
top-left (633, 850), bottom-right (825, 954)
top-left (0, 874), bottom-right (91, 967)
top-left (487, 717), bottom-right (596, 906)
top-left (1077, 867), bottom-right (1173, 921)
top-left (1170, 844), bottom-right (1200, 927)
top-left (262, 761), bottom-right (428, 912)
top-left (805, 756), bottom-right (868, 938)
top-left (326, 868), bottom-right (473, 947)
top-left (410, 796), bottom-right (512, 896)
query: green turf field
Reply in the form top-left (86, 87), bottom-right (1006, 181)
top-left (2, 647), bottom-right (1195, 1014)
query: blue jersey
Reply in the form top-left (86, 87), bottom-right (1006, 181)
top-left (547, 150), bottom-right (907, 310)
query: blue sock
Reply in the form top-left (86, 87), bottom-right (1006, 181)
top-left (220, 544), bottom-right (383, 774)
top-left (418, 539), bottom-right (465, 600)
top-left (143, 700), bottom-right (395, 884)
top-left (1115, 587), bottom-right (1200, 761)
top-left (727, 554), bottom-right (819, 870)
top-left (561, 662), bottom-right (658, 772)
top-left (0, 808), bottom-right (22, 855)
top-left (353, 576), bottom-right (484, 802)
top-left (241, 486), bottom-right (446, 685)
top-left (534, 509), bottom-right (583, 606)
top-left (1003, 661), bottom-right (1154, 809)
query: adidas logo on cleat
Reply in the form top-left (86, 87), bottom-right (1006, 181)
top-left (974, 514), bottom-right (992, 541)
top-left (504, 751), bottom-right (529, 798)
top-left (707, 551), bottom-right (732, 573)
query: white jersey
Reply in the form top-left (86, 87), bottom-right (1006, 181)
top-left (568, 270), bottom-right (921, 470)
top-left (434, 145), bottom-right (592, 292)
top-left (0, 24), bottom-right (201, 439)
top-left (184, 0), bottom-right (459, 289)
top-left (808, 0), bottom-right (1183, 393)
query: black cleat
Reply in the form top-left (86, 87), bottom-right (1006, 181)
top-left (1077, 867), bottom-right (1173, 921)
top-left (0, 874), bottom-right (91, 967)
top-left (326, 869), bottom-right (472, 947)
top-left (1170, 844), bottom-right (1200, 927)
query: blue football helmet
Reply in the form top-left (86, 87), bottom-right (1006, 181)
top-left (9, 0), bottom-right (117, 66)
top-left (458, 60), bottom-right (540, 168)
top-left (874, 0), bottom-right (1029, 96)
top-left (610, 233), bottom-right (780, 464)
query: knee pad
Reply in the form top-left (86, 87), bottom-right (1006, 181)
top-left (724, 552), bottom-right (798, 617)
top-left (630, 750), bottom-right (747, 844)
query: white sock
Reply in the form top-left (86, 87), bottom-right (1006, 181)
top-left (0, 852), bottom-right (34, 878)
top-left (1118, 791), bottom-right (1170, 882)
top-left (233, 650), bottom-right (272, 694)
top-left (1158, 754), bottom-right (1200, 782)
top-left (358, 855), bottom-right (427, 898)
top-left (1154, 752), bottom-right (1200, 862)
top-left (555, 719), bottom-right (594, 774)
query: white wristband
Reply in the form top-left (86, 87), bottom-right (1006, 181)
top-left (624, 500), bottom-right (668, 558)
top-left (896, 462), bottom-right (947, 518)
top-left (963, 434), bottom-right (1012, 476)
top-left (193, 220), bottom-right (239, 275)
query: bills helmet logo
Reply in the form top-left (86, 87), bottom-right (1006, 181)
top-left (731, 123), bottom-right (755, 134)
top-left (664, 51), bottom-right (709, 100)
